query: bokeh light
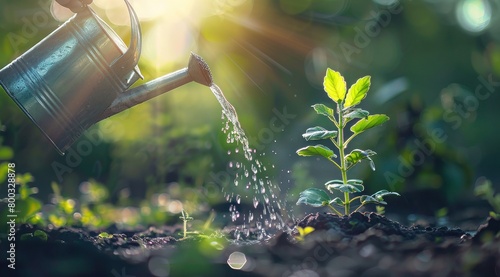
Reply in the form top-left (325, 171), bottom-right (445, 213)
top-left (227, 251), bottom-right (247, 270)
top-left (456, 0), bottom-right (492, 33)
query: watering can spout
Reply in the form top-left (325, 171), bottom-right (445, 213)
top-left (98, 52), bottom-right (213, 120)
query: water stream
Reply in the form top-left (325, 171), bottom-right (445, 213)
top-left (210, 84), bottom-right (289, 239)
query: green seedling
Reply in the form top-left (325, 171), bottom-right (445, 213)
top-left (295, 226), bottom-right (315, 241)
top-left (296, 68), bottom-right (399, 215)
top-left (474, 179), bottom-right (500, 219)
top-left (98, 232), bottom-right (113, 239)
top-left (179, 209), bottom-right (194, 239)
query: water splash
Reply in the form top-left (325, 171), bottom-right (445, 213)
top-left (210, 84), bottom-right (288, 238)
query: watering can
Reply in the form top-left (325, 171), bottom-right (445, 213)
top-left (0, 0), bottom-right (213, 155)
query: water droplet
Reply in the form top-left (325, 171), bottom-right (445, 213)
top-left (253, 197), bottom-right (259, 208)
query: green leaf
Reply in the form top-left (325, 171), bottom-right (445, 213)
top-left (297, 145), bottom-right (336, 159)
top-left (372, 190), bottom-right (400, 200)
top-left (344, 109), bottom-right (369, 121)
top-left (17, 197), bottom-right (42, 221)
top-left (296, 188), bottom-right (331, 207)
top-left (344, 76), bottom-right (371, 108)
top-left (350, 114), bottom-right (389, 134)
top-left (330, 197), bottom-right (344, 207)
top-left (325, 179), bottom-right (364, 193)
top-left (360, 195), bottom-right (380, 205)
top-left (302, 127), bottom-right (338, 141)
top-left (323, 68), bottom-right (346, 103)
top-left (360, 190), bottom-right (400, 205)
top-left (345, 149), bottom-right (377, 170)
top-left (312, 104), bottom-right (334, 118)
top-left (33, 230), bottom-right (48, 241)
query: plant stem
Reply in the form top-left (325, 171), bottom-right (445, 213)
top-left (183, 218), bottom-right (187, 239)
top-left (328, 205), bottom-right (343, 216)
top-left (337, 104), bottom-right (350, 215)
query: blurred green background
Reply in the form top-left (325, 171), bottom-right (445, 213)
top-left (1, 0), bottom-right (499, 228)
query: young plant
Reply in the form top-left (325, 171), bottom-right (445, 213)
top-left (294, 226), bottom-right (315, 241)
top-left (179, 209), bottom-right (194, 239)
top-left (296, 68), bottom-right (399, 216)
top-left (474, 179), bottom-right (500, 219)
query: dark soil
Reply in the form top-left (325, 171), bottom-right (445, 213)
top-left (1, 212), bottom-right (499, 277)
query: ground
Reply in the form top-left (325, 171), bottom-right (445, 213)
top-left (1, 212), bottom-right (499, 277)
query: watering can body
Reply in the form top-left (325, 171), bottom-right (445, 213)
top-left (0, 1), bottom-right (212, 155)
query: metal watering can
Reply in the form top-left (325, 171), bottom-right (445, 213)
top-left (0, 0), bottom-right (213, 155)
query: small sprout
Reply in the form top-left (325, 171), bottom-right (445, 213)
top-left (180, 209), bottom-right (194, 239)
top-left (20, 230), bottom-right (48, 241)
top-left (375, 205), bottom-right (385, 215)
top-left (296, 68), bottom-right (399, 215)
top-left (98, 232), bottom-right (113, 239)
top-left (34, 230), bottom-right (48, 241)
top-left (295, 226), bottom-right (315, 241)
top-left (474, 179), bottom-right (500, 219)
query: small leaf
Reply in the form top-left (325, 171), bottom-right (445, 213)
top-left (297, 145), bottom-right (336, 159)
top-left (297, 226), bottom-right (315, 237)
top-left (344, 109), bottom-right (369, 121)
top-left (345, 149), bottom-right (377, 170)
top-left (360, 190), bottom-right (400, 205)
top-left (302, 126), bottom-right (338, 141)
top-left (312, 104), bottom-right (334, 119)
top-left (330, 197), bottom-right (344, 207)
top-left (350, 114), bottom-right (389, 134)
top-left (323, 68), bottom-right (346, 103)
top-left (372, 190), bottom-right (400, 200)
top-left (296, 188), bottom-right (331, 207)
top-left (325, 179), bottom-right (364, 193)
top-left (33, 230), bottom-right (48, 241)
top-left (360, 195), bottom-right (381, 205)
top-left (344, 76), bottom-right (371, 108)
top-left (324, 179), bottom-right (343, 193)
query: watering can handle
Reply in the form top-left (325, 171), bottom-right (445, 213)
top-left (110, 0), bottom-right (142, 78)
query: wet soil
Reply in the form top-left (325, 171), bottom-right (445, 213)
top-left (1, 212), bottom-right (499, 277)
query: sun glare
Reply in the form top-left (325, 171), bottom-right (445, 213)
top-left (92, 0), bottom-right (212, 66)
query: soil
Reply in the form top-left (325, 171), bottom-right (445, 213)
top-left (1, 212), bottom-right (499, 277)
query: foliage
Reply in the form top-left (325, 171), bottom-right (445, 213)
top-left (296, 68), bottom-right (399, 215)
top-left (474, 179), bottom-right (500, 219)
top-left (0, 172), bottom-right (42, 233)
